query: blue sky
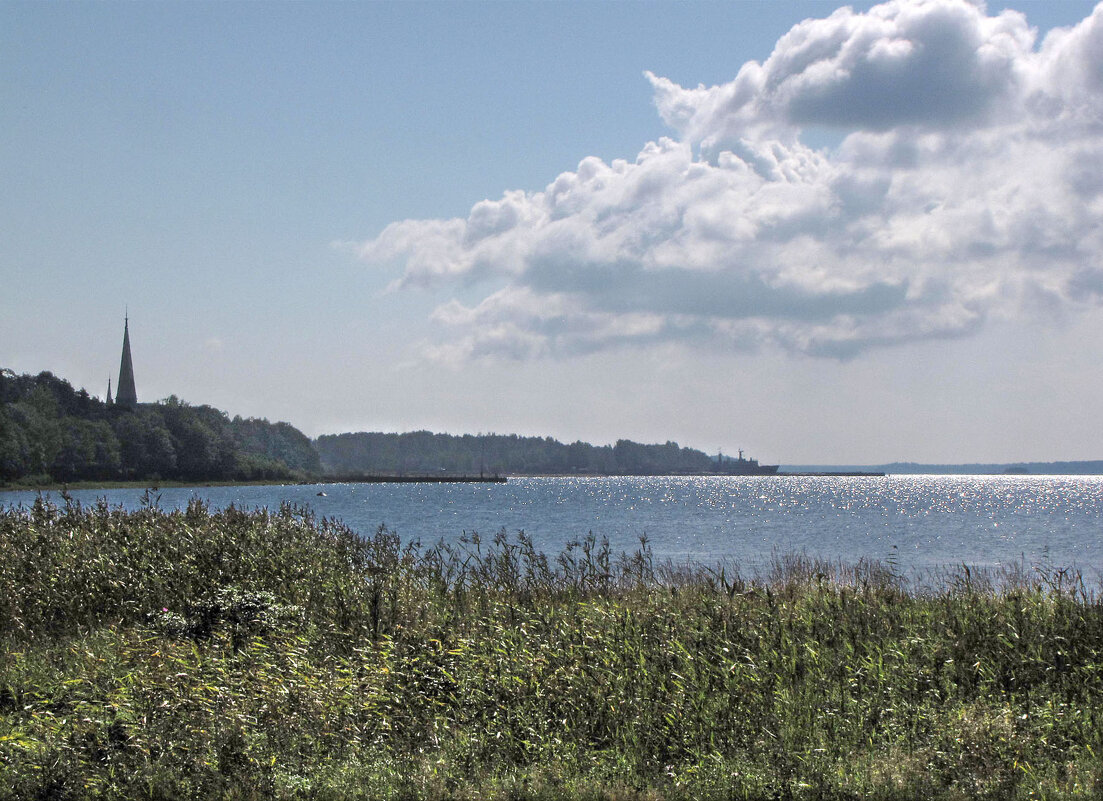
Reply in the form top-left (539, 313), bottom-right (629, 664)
top-left (3, 0), bottom-right (1102, 464)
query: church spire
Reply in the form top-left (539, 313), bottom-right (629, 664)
top-left (115, 314), bottom-right (137, 409)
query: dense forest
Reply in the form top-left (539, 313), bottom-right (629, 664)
top-left (315, 430), bottom-right (717, 476)
top-left (0, 369), bottom-right (320, 484)
top-left (2, 367), bottom-right (737, 484)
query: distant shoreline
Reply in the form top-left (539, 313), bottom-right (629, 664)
top-left (6, 466), bottom-right (1103, 493)
top-left (0, 479), bottom-right (308, 492)
top-left (783, 460), bottom-right (1103, 476)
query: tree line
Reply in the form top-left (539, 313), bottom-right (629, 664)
top-left (2, 367), bottom-right (729, 484)
top-left (0, 369), bottom-right (320, 484)
top-left (314, 430), bottom-right (716, 476)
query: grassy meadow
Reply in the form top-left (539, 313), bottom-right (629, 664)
top-left (1, 496), bottom-right (1102, 799)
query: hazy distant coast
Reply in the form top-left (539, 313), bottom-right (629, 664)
top-left (782, 461), bottom-right (1103, 476)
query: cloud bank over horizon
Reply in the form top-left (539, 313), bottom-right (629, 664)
top-left (358, 0), bottom-right (1103, 361)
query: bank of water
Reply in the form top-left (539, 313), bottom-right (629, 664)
top-left (4, 474), bottom-right (1102, 575)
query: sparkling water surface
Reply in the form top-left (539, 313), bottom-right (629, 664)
top-left (3, 475), bottom-right (1102, 575)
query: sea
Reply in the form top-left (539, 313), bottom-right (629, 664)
top-left (3, 475), bottom-right (1102, 580)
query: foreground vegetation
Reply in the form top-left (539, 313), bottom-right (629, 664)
top-left (2, 499), bottom-right (1102, 799)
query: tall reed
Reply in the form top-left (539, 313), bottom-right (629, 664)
top-left (1, 498), bottom-right (1101, 799)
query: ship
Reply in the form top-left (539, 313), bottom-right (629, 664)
top-left (717, 448), bottom-right (779, 476)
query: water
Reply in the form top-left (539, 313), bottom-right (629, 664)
top-left (3, 475), bottom-right (1102, 576)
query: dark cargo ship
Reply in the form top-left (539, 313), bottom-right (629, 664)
top-left (718, 449), bottom-right (779, 476)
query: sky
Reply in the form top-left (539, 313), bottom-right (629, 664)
top-left (3, 0), bottom-right (1102, 465)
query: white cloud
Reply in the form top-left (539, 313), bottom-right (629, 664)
top-left (358, 0), bottom-right (1103, 362)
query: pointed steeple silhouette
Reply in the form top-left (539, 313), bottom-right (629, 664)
top-left (115, 315), bottom-right (137, 409)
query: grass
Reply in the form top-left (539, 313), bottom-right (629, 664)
top-left (1, 497), bottom-right (1102, 799)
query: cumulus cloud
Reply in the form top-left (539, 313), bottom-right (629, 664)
top-left (358, 0), bottom-right (1103, 361)
top-left (647, 0), bottom-right (1036, 146)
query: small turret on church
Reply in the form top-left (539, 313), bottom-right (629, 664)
top-left (114, 316), bottom-right (138, 410)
